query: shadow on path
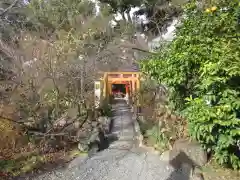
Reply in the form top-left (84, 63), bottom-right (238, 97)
top-left (166, 151), bottom-right (203, 180)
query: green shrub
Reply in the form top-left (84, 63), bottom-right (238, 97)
top-left (145, 126), bottom-right (169, 152)
top-left (141, 0), bottom-right (240, 169)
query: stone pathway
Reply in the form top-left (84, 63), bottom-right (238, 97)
top-left (24, 100), bottom-right (190, 180)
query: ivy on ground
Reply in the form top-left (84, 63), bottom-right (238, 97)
top-left (141, 0), bottom-right (240, 169)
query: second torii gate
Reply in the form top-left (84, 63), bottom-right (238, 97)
top-left (103, 72), bottom-right (140, 99)
top-left (94, 71), bottom-right (141, 107)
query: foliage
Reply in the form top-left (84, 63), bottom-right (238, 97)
top-left (0, 118), bottom-right (26, 159)
top-left (137, 78), bottom-right (187, 153)
top-left (139, 104), bottom-right (187, 151)
top-left (1, 0), bottom-right (131, 156)
top-left (29, 0), bottom-right (96, 31)
top-left (99, 0), bottom-right (183, 36)
top-left (134, 0), bottom-right (182, 36)
top-left (141, 0), bottom-right (240, 169)
top-left (0, 0), bottom-right (187, 176)
top-left (0, 153), bottom-right (45, 176)
top-left (98, 99), bottom-right (112, 117)
top-left (145, 125), bottom-right (169, 151)
top-left (0, 147), bottom-right (86, 177)
top-left (99, 0), bottom-right (142, 13)
top-left (0, 0), bottom-right (30, 39)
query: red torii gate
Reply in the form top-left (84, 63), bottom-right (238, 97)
top-left (102, 72), bottom-right (140, 100)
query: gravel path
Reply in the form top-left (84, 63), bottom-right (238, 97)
top-left (22, 100), bottom-right (189, 180)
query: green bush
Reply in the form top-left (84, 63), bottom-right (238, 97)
top-left (141, 0), bottom-right (240, 169)
top-left (145, 126), bottom-right (169, 152)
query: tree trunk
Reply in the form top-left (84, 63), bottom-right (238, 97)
top-left (126, 10), bottom-right (132, 24)
top-left (121, 12), bottom-right (127, 22)
top-left (51, 77), bottom-right (60, 117)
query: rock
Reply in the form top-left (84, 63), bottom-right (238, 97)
top-left (173, 138), bottom-right (208, 167)
top-left (191, 167), bottom-right (204, 180)
top-left (138, 134), bottom-right (143, 147)
top-left (181, 163), bottom-right (193, 178)
top-left (88, 142), bottom-right (99, 157)
top-left (74, 121), bottom-right (80, 128)
top-left (159, 149), bottom-right (179, 162)
top-left (160, 150), bottom-right (205, 180)
top-left (76, 129), bottom-right (87, 138)
top-left (82, 122), bottom-right (92, 129)
top-left (138, 115), bottom-right (145, 123)
top-left (88, 128), bottom-right (100, 142)
top-left (181, 163), bottom-right (205, 180)
top-left (98, 116), bottom-right (106, 124)
top-left (91, 121), bottom-right (98, 128)
top-left (101, 116), bottom-right (111, 133)
top-left (159, 149), bottom-right (194, 169)
top-left (78, 141), bottom-right (88, 152)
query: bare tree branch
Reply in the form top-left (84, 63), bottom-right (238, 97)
top-left (131, 47), bottom-right (157, 54)
top-left (0, 0), bottom-right (19, 16)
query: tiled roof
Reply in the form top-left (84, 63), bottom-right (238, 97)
top-left (115, 62), bottom-right (140, 72)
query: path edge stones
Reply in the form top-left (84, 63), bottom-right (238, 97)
top-left (132, 111), bottom-right (144, 147)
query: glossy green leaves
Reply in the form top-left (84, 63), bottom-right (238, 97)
top-left (141, 0), bottom-right (240, 169)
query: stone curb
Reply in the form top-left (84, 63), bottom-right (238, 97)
top-left (133, 116), bottom-right (161, 155)
top-left (102, 116), bottom-right (112, 134)
top-left (132, 111), bottom-right (164, 155)
top-left (132, 112), bottom-right (144, 147)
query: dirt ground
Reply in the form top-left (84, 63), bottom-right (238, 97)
top-left (202, 161), bottom-right (240, 180)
